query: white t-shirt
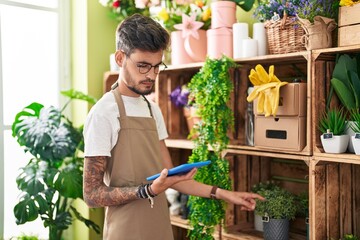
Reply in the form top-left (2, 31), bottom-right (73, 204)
top-left (83, 92), bottom-right (168, 157)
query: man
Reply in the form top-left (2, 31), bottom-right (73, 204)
top-left (83, 13), bottom-right (264, 240)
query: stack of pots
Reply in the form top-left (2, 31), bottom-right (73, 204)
top-left (207, 1), bottom-right (236, 59)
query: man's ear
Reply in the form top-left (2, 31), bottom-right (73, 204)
top-left (114, 50), bottom-right (125, 67)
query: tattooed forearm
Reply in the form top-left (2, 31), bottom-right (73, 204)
top-left (83, 156), bottom-right (139, 208)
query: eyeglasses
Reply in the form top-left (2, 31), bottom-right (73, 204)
top-left (126, 55), bottom-right (167, 74)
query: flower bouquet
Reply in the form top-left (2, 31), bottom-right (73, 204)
top-left (156, 0), bottom-right (211, 65)
top-left (99, 0), bottom-right (156, 22)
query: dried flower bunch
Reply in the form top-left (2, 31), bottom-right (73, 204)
top-left (170, 85), bottom-right (193, 108)
top-left (296, 0), bottom-right (338, 22)
top-left (254, 0), bottom-right (299, 22)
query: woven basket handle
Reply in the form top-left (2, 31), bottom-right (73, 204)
top-left (280, 2), bottom-right (289, 29)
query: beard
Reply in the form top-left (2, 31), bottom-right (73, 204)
top-left (122, 63), bottom-right (155, 95)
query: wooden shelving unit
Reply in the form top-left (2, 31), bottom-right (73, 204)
top-left (103, 45), bottom-right (360, 240)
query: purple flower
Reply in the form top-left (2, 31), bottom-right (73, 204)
top-left (170, 85), bottom-right (191, 108)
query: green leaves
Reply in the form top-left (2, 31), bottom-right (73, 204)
top-left (11, 89), bottom-right (99, 239)
top-left (318, 108), bottom-right (347, 135)
top-left (255, 186), bottom-right (297, 220)
top-left (231, 0), bottom-right (255, 11)
top-left (330, 54), bottom-right (360, 111)
top-left (187, 56), bottom-right (236, 239)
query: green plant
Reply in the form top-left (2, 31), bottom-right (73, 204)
top-left (318, 108), bottom-right (348, 135)
top-left (11, 89), bottom-right (100, 240)
top-left (349, 109), bottom-right (360, 133)
top-left (295, 191), bottom-right (309, 218)
top-left (255, 185), bottom-right (297, 220)
top-left (343, 234), bottom-right (359, 240)
top-left (186, 56), bottom-right (236, 239)
top-left (10, 234), bottom-right (39, 240)
top-left (251, 180), bottom-right (279, 194)
top-left (330, 53), bottom-right (360, 111)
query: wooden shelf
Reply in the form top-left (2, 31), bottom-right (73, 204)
top-left (313, 152), bottom-right (360, 165)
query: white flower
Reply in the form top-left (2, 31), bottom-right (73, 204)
top-left (99, 0), bottom-right (109, 7)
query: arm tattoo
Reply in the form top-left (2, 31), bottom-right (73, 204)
top-left (83, 156), bottom-right (139, 208)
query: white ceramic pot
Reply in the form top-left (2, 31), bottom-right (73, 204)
top-left (254, 213), bottom-right (263, 232)
top-left (346, 121), bottom-right (356, 153)
top-left (351, 135), bottom-right (360, 155)
top-left (320, 134), bottom-right (350, 153)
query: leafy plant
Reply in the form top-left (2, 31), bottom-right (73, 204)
top-left (10, 234), bottom-right (39, 240)
top-left (11, 89), bottom-right (99, 240)
top-left (318, 108), bottom-right (347, 135)
top-left (349, 109), bottom-right (360, 133)
top-left (295, 191), bottom-right (309, 218)
top-left (343, 234), bottom-right (359, 240)
top-left (255, 185), bottom-right (297, 220)
top-left (186, 56), bottom-right (236, 239)
top-left (296, 0), bottom-right (338, 23)
top-left (251, 180), bottom-right (279, 194)
top-left (330, 54), bottom-right (360, 111)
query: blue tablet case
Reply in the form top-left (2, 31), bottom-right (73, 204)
top-left (146, 160), bottom-right (211, 181)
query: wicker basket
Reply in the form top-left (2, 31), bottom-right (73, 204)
top-left (264, 16), bottom-right (306, 54)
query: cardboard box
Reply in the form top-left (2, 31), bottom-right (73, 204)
top-left (338, 4), bottom-right (360, 47)
top-left (254, 116), bottom-right (306, 151)
top-left (254, 83), bottom-right (307, 117)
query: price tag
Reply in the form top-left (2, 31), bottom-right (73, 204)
top-left (323, 132), bottom-right (333, 139)
top-left (355, 133), bottom-right (360, 139)
top-left (271, 13), bottom-right (280, 22)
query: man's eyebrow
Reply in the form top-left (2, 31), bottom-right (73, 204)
top-left (137, 60), bottom-right (163, 66)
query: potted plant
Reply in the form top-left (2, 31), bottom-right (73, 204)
top-left (186, 56), bottom-right (236, 239)
top-left (349, 109), bottom-right (360, 155)
top-left (255, 185), bottom-right (297, 240)
top-left (330, 53), bottom-right (360, 152)
top-left (318, 108), bottom-right (349, 153)
top-left (11, 89), bottom-right (100, 240)
top-left (296, 0), bottom-right (337, 50)
top-left (251, 181), bottom-right (280, 232)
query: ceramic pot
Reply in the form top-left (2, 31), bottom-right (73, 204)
top-left (254, 213), bottom-right (263, 232)
top-left (320, 134), bottom-right (350, 153)
top-left (207, 27), bottom-right (233, 59)
top-left (170, 30), bottom-right (207, 65)
top-left (351, 135), bottom-right (360, 155)
top-left (346, 121), bottom-right (356, 153)
top-left (211, 1), bottom-right (236, 29)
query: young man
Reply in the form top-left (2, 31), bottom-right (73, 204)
top-left (83, 14), bottom-right (264, 240)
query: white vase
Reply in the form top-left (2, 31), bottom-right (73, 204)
top-left (346, 121), bottom-right (356, 153)
top-left (351, 135), bottom-right (360, 155)
top-left (254, 213), bottom-right (263, 232)
top-left (320, 134), bottom-right (349, 153)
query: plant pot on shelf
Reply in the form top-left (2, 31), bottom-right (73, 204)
top-left (320, 134), bottom-right (350, 153)
top-left (263, 217), bottom-right (289, 240)
top-left (351, 134), bottom-right (360, 155)
top-left (298, 16), bottom-right (337, 50)
top-left (346, 121), bottom-right (356, 153)
top-left (170, 30), bottom-right (207, 65)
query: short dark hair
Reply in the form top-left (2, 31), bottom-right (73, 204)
top-left (115, 13), bottom-right (170, 56)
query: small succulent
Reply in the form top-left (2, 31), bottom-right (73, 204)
top-left (318, 108), bottom-right (348, 135)
top-left (349, 109), bottom-right (360, 133)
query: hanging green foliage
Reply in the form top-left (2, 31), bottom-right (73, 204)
top-left (187, 55), bottom-right (236, 239)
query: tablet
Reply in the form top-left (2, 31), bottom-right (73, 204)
top-left (146, 160), bottom-right (211, 181)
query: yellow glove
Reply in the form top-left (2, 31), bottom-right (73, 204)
top-left (246, 64), bottom-right (287, 117)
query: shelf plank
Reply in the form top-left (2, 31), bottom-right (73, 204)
top-left (313, 152), bottom-right (360, 165)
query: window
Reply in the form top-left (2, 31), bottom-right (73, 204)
top-left (0, 0), bottom-right (70, 238)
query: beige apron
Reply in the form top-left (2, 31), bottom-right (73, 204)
top-left (103, 89), bottom-right (173, 240)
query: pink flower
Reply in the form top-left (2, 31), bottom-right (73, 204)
top-left (174, 13), bottom-right (204, 39)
